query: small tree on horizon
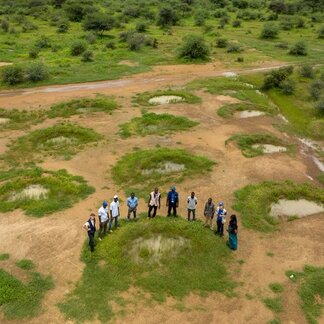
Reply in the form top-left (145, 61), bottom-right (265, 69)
top-left (179, 34), bottom-right (209, 59)
top-left (82, 13), bottom-right (115, 35)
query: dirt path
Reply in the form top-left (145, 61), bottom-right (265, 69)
top-left (0, 61), bottom-right (323, 324)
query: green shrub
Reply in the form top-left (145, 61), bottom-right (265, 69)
top-left (319, 25), bottom-right (324, 39)
top-left (289, 41), bottom-right (307, 56)
top-left (157, 7), bottom-right (179, 28)
top-left (25, 62), bottom-right (49, 82)
top-left (232, 20), bottom-right (242, 27)
top-left (71, 40), bottom-right (87, 56)
top-left (1, 18), bottom-right (9, 32)
top-left (216, 37), bottom-right (228, 48)
top-left (280, 18), bottom-right (293, 30)
top-left (299, 65), bottom-right (314, 79)
top-left (227, 43), bottom-right (242, 53)
top-left (136, 21), bottom-right (147, 33)
top-left (261, 22), bottom-right (279, 39)
top-left (262, 66), bottom-right (294, 90)
top-left (179, 34), bottom-right (209, 59)
top-left (85, 32), bottom-right (97, 44)
top-left (280, 79), bottom-right (295, 95)
top-left (16, 259), bottom-right (35, 270)
top-left (29, 47), bottom-right (40, 59)
top-left (82, 13), bottom-right (115, 35)
top-left (309, 79), bottom-right (324, 100)
top-left (56, 20), bottom-right (69, 33)
top-left (34, 35), bottom-right (51, 49)
top-left (127, 33), bottom-right (145, 51)
top-left (1, 65), bottom-right (24, 85)
top-left (315, 99), bottom-right (324, 113)
top-left (81, 50), bottom-right (94, 62)
top-left (105, 40), bottom-right (116, 49)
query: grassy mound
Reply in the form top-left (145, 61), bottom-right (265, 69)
top-left (0, 167), bottom-right (95, 217)
top-left (59, 217), bottom-right (235, 322)
top-left (47, 95), bottom-right (118, 118)
top-left (218, 102), bottom-right (270, 118)
top-left (4, 122), bottom-right (103, 164)
top-left (119, 112), bottom-right (198, 138)
top-left (112, 148), bottom-right (215, 197)
top-left (225, 133), bottom-right (292, 158)
top-left (0, 108), bottom-right (45, 131)
top-left (233, 181), bottom-right (324, 232)
top-left (286, 265), bottom-right (324, 324)
top-left (133, 89), bottom-right (201, 106)
top-left (0, 268), bottom-right (53, 320)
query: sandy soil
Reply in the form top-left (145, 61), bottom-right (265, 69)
top-left (0, 62), bottom-right (323, 324)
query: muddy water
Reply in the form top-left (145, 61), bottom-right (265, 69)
top-left (252, 144), bottom-right (287, 153)
top-left (9, 184), bottom-right (49, 201)
top-left (130, 235), bottom-right (189, 264)
top-left (142, 162), bottom-right (185, 175)
top-left (270, 199), bottom-right (324, 217)
top-left (148, 95), bottom-right (184, 105)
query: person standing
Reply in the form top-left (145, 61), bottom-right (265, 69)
top-left (83, 213), bottom-right (96, 252)
top-left (109, 195), bottom-right (120, 231)
top-left (204, 198), bottom-right (215, 228)
top-left (227, 214), bottom-right (238, 250)
top-left (187, 192), bottom-right (197, 221)
top-left (215, 202), bottom-right (227, 237)
top-left (98, 201), bottom-right (108, 240)
top-left (147, 187), bottom-right (161, 218)
top-left (127, 192), bottom-right (138, 221)
top-left (166, 186), bottom-right (179, 217)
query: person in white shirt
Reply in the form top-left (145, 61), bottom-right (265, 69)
top-left (98, 201), bottom-right (108, 240)
top-left (187, 192), bottom-right (197, 221)
top-left (215, 202), bottom-right (227, 237)
top-left (109, 195), bottom-right (120, 231)
top-left (147, 187), bottom-right (161, 218)
top-left (83, 213), bottom-right (96, 252)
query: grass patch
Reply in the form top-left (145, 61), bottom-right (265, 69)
top-left (59, 216), bottom-right (236, 322)
top-left (286, 265), bottom-right (324, 324)
top-left (47, 95), bottom-right (118, 118)
top-left (0, 253), bottom-right (10, 261)
top-left (16, 259), bottom-right (35, 270)
top-left (0, 108), bottom-right (45, 131)
top-left (119, 112), bottom-right (198, 138)
top-left (133, 89), bottom-right (201, 106)
top-left (225, 133), bottom-right (292, 158)
top-left (233, 181), bottom-right (324, 232)
top-left (318, 173), bottom-right (324, 185)
top-left (0, 269), bottom-right (53, 320)
top-left (0, 167), bottom-right (95, 217)
top-left (3, 122), bottom-right (103, 164)
top-left (111, 148), bottom-right (215, 198)
top-left (263, 297), bottom-right (283, 313)
top-left (269, 283), bottom-right (284, 294)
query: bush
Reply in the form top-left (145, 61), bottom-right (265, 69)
top-left (275, 42), bottom-right (288, 49)
top-left (29, 47), bottom-right (40, 59)
top-left (71, 40), bottom-right (87, 56)
top-left (106, 40), bottom-right (116, 49)
top-left (127, 33), bottom-right (145, 51)
top-left (227, 43), bottom-right (242, 53)
top-left (144, 37), bottom-right (158, 48)
top-left (157, 7), bottom-right (179, 28)
top-left (280, 78), bottom-right (295, 95)
top-left (319, 25), bottom-right (324, 39)
top-left (136, 21), bottom-right (147, 33)
top-left (299, 65), bottom-right (314, 79)
top-left (216, 37), bottom-right (228, 48)
top-left (261, 22), bottom-right (279, 39)
top-left (262, 66), bottom-right (294, 90)
top-left (289, 41), bottom-right (307, 56)
top-left (35, 35), bottom-right (51, 49)
top-left (64, 0), bottom-right (95, 22)
top-left (81, 50), bottom-right (94, 62)
top-left (280, 18), bottom-right (293, 30)
top-left (57, 20), bottom-right (69, 33)
top-left (309, 80), bottom-right (324, 101)
top-left (315, 100), bottom-right (324, 113)
top-left (179, 34), bottom-right (209, 59)
top-left (86, 32), bottom-right (97, 44)
top-left (232, 20), bottom-right (242, 27)
top-left (82, 13), bottom-right (115, 35)
top-left (295, 17), bottom-right (305, 28)
top-left (25, 62), bottom-right (49, 82)
top-left (1, 18), bottom-right (9, 32)
top-left (1, 65), bottom-right (24, 85)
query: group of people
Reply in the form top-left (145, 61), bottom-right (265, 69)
top-left (83, 186), bottom-right (238, 253)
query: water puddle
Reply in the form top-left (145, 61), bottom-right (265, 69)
top-left (9, 184), bottom-right (49, 201)
top-left (130, 235), bottom-right (189, 264)
top-left (222, 72), bottom-right (237, 78)
top-left (236, 110), bottom-right (265, 118)
top-left (252, 144), bottom-right (287, 153)
top-left (0, 118), bottom-right (10, 124)
top-left (142, 162), bottom-right (185, 175)
top-left (270, 199), bottom-right (324, 217)
top-left (148, 95), bottom-right (184, 105)
top-left (46, 136), bottom-right (75, 146)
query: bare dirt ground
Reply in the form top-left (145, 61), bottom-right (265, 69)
top-left (0, 62), bottom-right (323, 324)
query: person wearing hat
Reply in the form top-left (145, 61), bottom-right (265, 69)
top-left (98, 201), bottom-right (109, 240)
top-left (127, 192), bottom-right (138, 221)
top-left (215, 202), bottom-right (227, 236)
top-left (83, 213), bottom-right (96, 252)
top-left (166, 186), bottom-right (179, 217)
top-left (147, 187), bottom-right (161, 218)
top-left (109, 195), bottom-right (120, 231)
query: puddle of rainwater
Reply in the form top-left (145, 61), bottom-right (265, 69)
top-left (252, 144), bottom-right (287, 153)
top-left (222, 72), bottom-right (237, 77)
top-left (142, 162), bottom-right (185, 175)
top-left (237, 110), bottom-right (265, 118)
top-left (9, 185), bottom-right (49, 201)
top-left (148, 96), bottom-right (184, 105)
top-left (46, 136), bottom-right (75, 145)
top-left (0, 118), bottom-right (10, 124)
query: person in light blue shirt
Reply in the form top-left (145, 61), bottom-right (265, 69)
top-left (127, 192), bottom-right (138, 221)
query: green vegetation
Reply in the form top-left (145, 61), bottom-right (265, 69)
top-left (269, 282), bottom-right (284, 294)
top-left (133, 89), bottom-right (201, 106)
top-left (218, 102), bottom-right (275, 118)
top-left (59, 216), bottom-right (235, 322)
top-left (16, 259), bottom-right (35, 270)
top-left (0, 268), bottom-right (53, 320)
top-left (178, 34), bottom-right (209, 60)
top-left (119, 112), bottom-right (198, 138)
top-left (47, 95), bottom-right (118, 118)
top-left (286, 265), bottom-right (324, 324)
top-left (0, 167), bottom-right (95, 217)
top-left (318, 173), bottom-right (324, 185)
top-left (233, 181), bottom-right (324, 232)
top-left (3, 122), bottom-right (103, 164)
top-left (225, 133), bottom-right (292, 158)
top-left (112, 148), bottom-right (215, 197)
top-left (263, 297), bottom-right (283, 313)
top-left (0, 253), bottom-right (10, 260)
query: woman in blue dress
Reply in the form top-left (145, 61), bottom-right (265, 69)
top-left (227, 214), bottom-right (238, 250)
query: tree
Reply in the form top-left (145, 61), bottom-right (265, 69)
top-left (269, 0), bottom-right (287, 14)
top-left (262, 66), bottom-right (294, 90)
top-left (64, 0), bottom-right (94, 22)
top-left (302, 0), bottom-right (324, 12)
top-left (157, 7), bottom-right (179, 28)
top-left (82, 13), bottom-right (115, 35)
top-left (179, 34), bottom-right (209, 59)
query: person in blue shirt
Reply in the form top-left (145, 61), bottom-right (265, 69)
top-left (127, 192), bottom-right (138, 221)
top-left (166, 186), bottom-right (179, 217)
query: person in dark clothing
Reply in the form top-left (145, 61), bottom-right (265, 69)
top-left (227, 214), bottom-right (238, 250)
top-left (166, 186), bottom-right (179, 217)
top-left (83, 213), bottom-right (96, 252)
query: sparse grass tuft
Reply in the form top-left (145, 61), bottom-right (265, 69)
top-left (59, 216), bottom-right (236, 322)
top-left (0, 269), bottom-right (53, 319)
top-left (0, 167), bottom-right (95, 217)
top-left (111, 148), bottom-right (215, 198)
top-left (233, 181), bottom-right (324, 232)
top-left (47, 95), bottom-right (118, 118)
top-left (16, 259), bottom-right (35, 270)
top-left (263, 297), bottom-right (283, 313)
top-left (318, 173), bottom-right (324, 185)
top-left (269, 283), bottom-right (284, 294)
top-left (0, 253), bottom-right (10, 261)
top-left (119, 112), bottom-right (198, 138)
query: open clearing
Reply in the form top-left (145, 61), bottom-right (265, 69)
top-left (0, 62), bottom-right (323, 324)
